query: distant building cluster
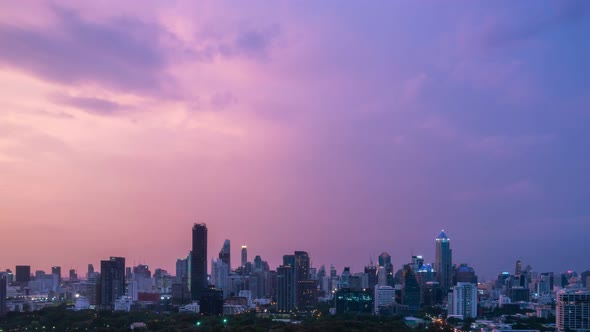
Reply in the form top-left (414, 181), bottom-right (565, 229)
top-left (1, 225), bottom-right (589, 332)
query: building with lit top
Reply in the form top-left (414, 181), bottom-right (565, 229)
top-left (435, 230), bottom-right (452, 292)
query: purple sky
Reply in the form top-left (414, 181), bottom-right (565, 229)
top-left (0, 1), bottom-right (589, 280)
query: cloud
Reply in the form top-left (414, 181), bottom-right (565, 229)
top-left (0, 6), bottom-right (173, 96)
top-left (190, 24), bottom-right (281, 62)
top-left (233, 24), bottom-right (281, 59)
top-left (50, 93), bottom-right (126, 116)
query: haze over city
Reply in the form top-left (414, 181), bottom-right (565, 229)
top-left (1, 1), bottom-right (590, 280)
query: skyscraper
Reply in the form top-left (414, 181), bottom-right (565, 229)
top-left (294, 251), bottom-right (310, 282)
top-left (100, 257), bottom-right (125, 310)
top-left (277, 264), bottom-right (295, 312)
top-left (176, 257), bottom-right (188, 283)
top-left (51, 266), bottom-right (62, 284)
top-left (219, 239), bottom-right (231, 271)
top-left (15, 265), bottom-right (31, 283)
top-left (241, 245), bottom-right (248, 268)
top-left (191, 223), bottom-right (208, 301)
top-left (401, 264), bottom-right (421, 313)
top-left (0, 273), bottom-right (7, 317)
top-left (365, 264), bottom-right (378, 290)
top-left (435, 230), bottom-right (452, 292)
top-left (69, 269), bottom-right (78, 281)
top-left (556, 288), bottom-right (590, 332)
top-left (378, 252), bottom-right (394, 287)
top-left (515, 260), bottom-right (522, 276)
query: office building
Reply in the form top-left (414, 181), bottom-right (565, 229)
top-left (15, 265), bottom-right (31, 283)
top-left (219, 239), bottom-right (231, 271)
top-left (176, 257), bottom-right (188, 284)
top-left (448, 282), bottom-right (477, 319)
top-left (402, 264), bottom-right (421, 313)
top-left (277, 264), bottom-right (295, 312)
top-left (515, 260), bottom-right (522, 276)
top-left (199, 287), bottom-right (223, 316)
top-left (374, 285), bottom-right (396, 315)
top-left (435, 230), bottom-right (452, 292)
top-left (69, 269), bottom-right (78, 281)
top-left (378, 252), bottom-right (394, 287)
top-left (422, 281), bottom-right (442, 306)
top-left (0, 273), bottom-right (7, 317)
top-left (51, 266), bottom-right (62, 284)
top-left (365, 264), bottom-right (378, 290)
top-left (241, 245), bottom-right (248, 268)
top-left (213, 259), bottom-right (230, 299)
top-left (100, 257), bottom-right (126, 310)
top-left (556, 288), bottom-right (590, 332)
top-left (191, 223), bottom-right (208, 301)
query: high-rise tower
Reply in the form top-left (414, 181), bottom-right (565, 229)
top-left (0, 273), bottom-right (7, 317)
top-left (241, 245), bottom-right (248, 268)
top-left (100, 257), bottom-right (125, 310)
top-left (191, 223), bottom-right (208, 300)
top-left (219, 240), bottom-right (231, 271)
top-left (435, 230), bottom-right (452, 293)
top-left (378, 252), bottom-right (394, 287)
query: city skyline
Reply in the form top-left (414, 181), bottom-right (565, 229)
top-left (1, 1), bottom-right (590, 280)
top-left (0, 226), bottom-right (582, 281)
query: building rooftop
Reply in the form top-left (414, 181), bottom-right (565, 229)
top-left (436, 230), bottom-right (449, 240)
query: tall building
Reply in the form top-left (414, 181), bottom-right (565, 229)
top-left (401, 264), bottom-right (421, 313)
top-left (15, 265), bottom-right (31, 283)
top-left (191, 223), bottom-right (208, 301)
top-left (0, 273), bottom-right (7, 317)
top-left (277, 265), bottom-right (295, 312)
top-left (448, 282), bottom-right (477, 319)
top-left (100, 257), bottom-right (126, 310)
top-left (241, 245), bottom-right (248, 268)
top-left (176, 257), bottom-right (188, 283)
top-left (378, 252), bottom-right (394, 287)
top-left (254, 255), bottom-right (263, 273)
top-left (219, 240), bottom-right (231, 271)
top-left (294, 251), bottom-right (310, 282)
top-left (294, 251), bottom-right (313, 310)
top-left (365, 264), bottom-right (378, 290)
top-left (515, 260), bottom-right (522, 276)
top-left (556, 288), bottom-right (590, 332)
top-left (69, 269), bottom-right (78, 281)
top-left (51, 266), bottom-right (62, 284)
top-left (422, 281), bottom-right (443, 306)
top-left (172, 254), bottom-right (190, 303)
top-left (435, 230), bottom-right (452, 292)
top-left (374, 285), bottom-right (396, 315)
